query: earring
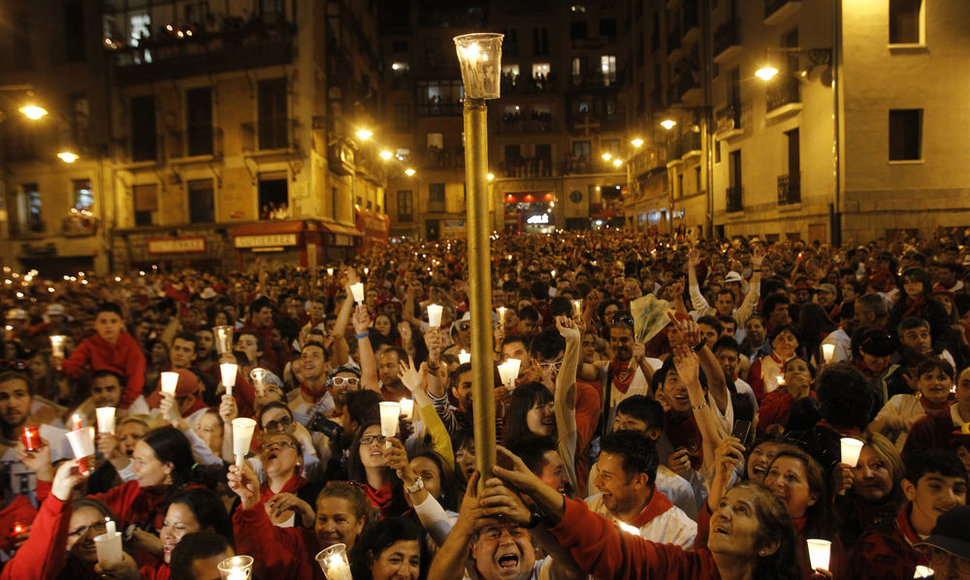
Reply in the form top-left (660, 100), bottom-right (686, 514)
top-left (758, 550), bottom-right (767, 557)
top-left (164, 473), bottom-right (174, 486)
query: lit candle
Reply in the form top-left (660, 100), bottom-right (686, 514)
top-left (105, 517), bottom-right (116, 536)
top-left (217, 555), bottom-right (254, 580)
top-left (315, 543), bottom-right (352, 580)
top-left (221, 363), bottom-right (238, 397)
top-left (50, 335), bottom-right (66, 358)
top-left (160, 371), bottom-right (179, 396)
top-left (399, 398), bottom-right (414, 421)
top-left (806, 538), bottom-right (831, 572)
top-left (327, 267), bottom-right (334, 277)
top-left (821, 343), bottom-right (835, 363)
top-left (497, 306), bottom-right (507, 326)
top-left (232, 418), bottom-right (257, 467)
top-left (21, 425), bottom-right (40, 452)
top-left (458, 350), bottom-right (471, 365)
top-left (572, 300), bottom-right (582, 317)
top-left (96, 407), bottom-right (116, 435)
top-left (250, 367), bottom-right (267, 397)
top-left (350, 282), bottom-right (365, 304)
top-left (840, 437), bottom-right (864, 467)
top-left (12, 522), bottom-right (26, 535)
top-left (427, 304), bottom-right (443, 328)
top-left (379, 402), bottom-right (401, 449)
top-left (505, 358), bottom-right (521, 380)
top-left (497, 362), bottom-right (516, 388)
top-left (71, 413), bottom-right (83, 431)
top-left (214, 326), bottom-right (233, 355)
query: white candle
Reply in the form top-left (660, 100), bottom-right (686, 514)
top-left (821, 343), bottom-right (835, 363)
top-left (232, 418), bottom-right (257, 466)
top-left (505, 358), bottom-right (521, 379)
top-left (214, 326), bottom-right (233, 355)
top-left (840, 437), bottom-right (864, 467)
top-left (50, 335), bottom-right (66, 358)
top-left (94, 530), bottom-right (123, 565)
top-left (218, 555), bottom-right (254, 580)
top-left (221, 363), bottom-right (238, 397)
top-left (379, 402), bottom-right (401, 448)
top-left (105, 517), bottom-right (116, 535)
top-left (806, 538), bottom-right (831, 571)
top-left (327, 267), bottom-right (334, 277)
top-left (572, 300), bottom-right (582, 317)
top-left (250, 367), bottom-right (267, 397)
top-left (160, 371), bottom-right (179, 396)
top-left (497, 306), bottom-right (507, 325)
top-left (399, 398), bottom-right (414, 421)
top-left (458, 350), bottom-right (471, 365)
top-left (350, 282), bottom-right (365, 304)
top-left (427, 304), bottom-right (443, 328)
top-left (96, 407), bottom-right (116, 435)
top-left (497, 362), bottom-right (516, 388)
top-left (315, 544), bottom-right (353, 580)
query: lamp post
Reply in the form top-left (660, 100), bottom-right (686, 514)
top-left (454, 32), bottom-right (502, 483)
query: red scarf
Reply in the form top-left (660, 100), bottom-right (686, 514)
top-left (903, 295), bottom-right (928, 319)
top-left (609, 358), bottom-right (637, 395)
top-left (299, 382), bottom-right (327, 404)
top-left (364, 481), bottom-right (394, 519)
top-left (260, 474), bottom-right (307, 504)
top-left (629, 490), bottom-right (675, 528)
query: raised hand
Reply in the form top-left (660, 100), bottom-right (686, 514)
top-left (671, 345), bottom-right (701, 388)
top-left (227, 462), bottom-right (260, 509)
top-left (16, 439), bottom-right (53, 481)
top-left (555, 315), bottom-right (580, 342)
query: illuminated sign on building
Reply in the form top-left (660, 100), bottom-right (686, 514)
top-left (526, 214), bottom-right (550, 225)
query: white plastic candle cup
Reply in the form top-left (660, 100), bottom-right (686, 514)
top-left (399, 398), bottom-right (414, 421)
top-left (232, 418), bottom-right (257, 463)
top-left (214, 326), bottom-right (233, 355)
top-left (315, 543), bottom-right (353, 580)
top-left (840, 437), bottom-right (864, 467)
top-left (160, 371), bottom-right (179, 396)
top-left (379, 402), bottom-right (400, 448)
top-left (427, 304), bottom-right (443, 328)
top-left (50, 335), bottom-right (66, 358)
top-left (806, 538), bottom-right (831, 571)
top-left (497, 362), bottom-right (515, 387)
top-left (327, 267), bottom-right (335, 277)
top-left (217, 555), bottom-right (254, 580)
top-left (453, 33), bottom-right (504, 100)
top-left (506, 358), bottom-right (521, 379)
top-left (66, 429), bottom-right (96, 459)
top-left (96, 407), bottom-right (116, 435)
top-left (822, 343), bottom-right (835, 363)
top-left (572, 300), bottom-right (582, 317)
top-left (350, 282), bottom-right (365, 304)
top-left (458, 350), bottom-right (471, 365)
top-left (221, 363), bottom-right (238, 396)
top-left (94, 531), bottom-right (124, 565)
top-left (497, 306), bottom-right (507, 326)
top-left (249, 367), bottom-right (267, 397)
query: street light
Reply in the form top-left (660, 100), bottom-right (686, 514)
top-left (355, 129), bottom-right (373, 141)
top-left (660, 119), bottom-right (677, 131)
top-left (755, 66), bottom-right (779, 81)
top-left (57, 151), bottom-right (79, 164)
top-left (630, 137), bottom-right (644, 148)
top-left (404, 168), bottom-right (416, 177)
top-left (454, 31), bottom-right (502, 484)
top-left (19, 105), bottom-right (48, 120)
top-left (380, 150), bottom-right (393, 160)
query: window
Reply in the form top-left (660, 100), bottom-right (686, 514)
top-left (130, 96), bottom-right (157, 161)
top-left (727, 150), bottom-right (742, 212)
top-left (532, 63), bottom-right (550, 79)
top-left (19, 184), bottom-right (43, 234)
top-left (186, 87), bottom-right (213, 156)
top-left (426, 132), bottom-right (444, 149)
top-left (133, 184), bottom-right (157, 226)
top-left (69, 94), bottom-right (90, 149)
top-left (396, 148), bottom-right (411, 161)
top-left (502, 28), bottom-right (518, 56)
top-left (73, 179), bottom-right (93, 211)
top-left (599, 19), bottom-right (617, 40)
top-left (188, 179), bottom-right (215, 223)
top-left (258, 78), bottom-right (288, 149)
top-left (258, 171), bottom-right (289, 218)
top-left (571, 57), bottom-right (584, 85)
top-left (64, 2), bottom-right (85, 62)
top-left (889, 0), bottom-right (923, 44)
top-left (573, 141), bottom-right (591, 160)
top-left (601, 55), bottom-right (617, 84)
top-left (416, 80), bottom-right (462, 116)
top-left (889, 109), bottom-right (922, 161)
top-left (428, 184), bottom-right (445, 213)
top-left (532, 28), bottom-right (549, 56)
top-left (780, 128), bottom-right (801, 204)
top-left (397, 190), bottom-right (413, 222)
top-left (394, 104), bottom-right (412, 132)
top-left (128, 11), bottom-right (152, 62)
top-left (502, 64), bottom-right (520, 82)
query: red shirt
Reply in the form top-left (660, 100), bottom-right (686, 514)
top-left (61, 331), bottom-right (147, 408)
top-left (233, 501), bottom-right (320, 580)
top-left (0, 494), bottom-right (70, 580)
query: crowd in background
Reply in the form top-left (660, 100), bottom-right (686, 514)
top-left (1, 227), bottom-right (970, 579)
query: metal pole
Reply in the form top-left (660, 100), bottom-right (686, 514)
top-left (832, 0), bottom-right (844, 246)
top-left (463, 97), bottom-right (495, 481)
top-left (701, 0), bottom-right (715, 240)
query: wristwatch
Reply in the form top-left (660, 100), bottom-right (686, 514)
top-left (404, 476), bottom-right (425, 494)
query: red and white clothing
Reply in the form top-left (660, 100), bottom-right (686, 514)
top-left (586, 488), bottom-right (696, 548)
top-left (60, 332), bottom-right (147, 409)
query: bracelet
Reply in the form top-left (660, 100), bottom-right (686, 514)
top-left (355, 331), bottom-right (369, 340)
top-left (691, 402), bottom-right (708, 411)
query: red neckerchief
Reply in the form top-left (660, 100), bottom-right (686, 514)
top-left (609, 358), bottom-right (636, 394)
top-left (903, 296), bottom-right (928, 319)
top-left (629, 489), bottom-right (675, 528)
top-left (896, 502), bottom-right (922, 547)
top-left (364, 481), bottom-right (394, 518)
top-left (919, 395), bottom-right (950, 413)
top-left (299, 382), bottom-right (327, 404)
top-left (260, 473), bottom-right (307, 504)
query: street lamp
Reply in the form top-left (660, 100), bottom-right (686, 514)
top-left (630, 137), bottom-right (644, 148)
top-left (19, 105), bottom-right (48, 120)
top-left (404, 168), bottom-right (416, 177)
top-left (355, 129), bottom-right (373, 141)
top-left (454, 31), bottom-right (502, 483)
top-left (57, 151), bottom-right (79, 164)
top-left (660, 119), bottom-right (677, 131)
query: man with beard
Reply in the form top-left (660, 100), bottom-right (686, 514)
top-left (596, 314), bottom-right (656, 436)
top-left (0, 372), bottom-right (71, 499)
top-left (586, 430), bottom-right (696, 547)
top-left (66, 369), bottom-right (149, 430)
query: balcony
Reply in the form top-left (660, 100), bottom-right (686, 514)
top-left (168, 128), bottom-right (225, 161)
top-left (682, 0), bottom-right (700, 44)
top-left (501, 156), bottom-right (554, 178)
top-left (419, 147), bottom-right (464, 170)
top-left (667, 31), bottom-right (684, 61)
top-left (765, 77), bottom-right (802, 120)
top-left (109, 20), bottom-right (296, 85)
top-left (498, 113), bottom-right (555, 134)
top-left (713, 21), bottom-right (741, 62)
top-left (241, 119), bottom-right (302, 154)
top-left (715, 104), bottom-right (743, 140)
top-left (726, 185), bottom-right (743, 213)
top-left (777, 173), bottom-right (801, 205)
top-left (764, 0), bottom-right (803, 26)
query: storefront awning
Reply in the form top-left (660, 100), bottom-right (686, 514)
top-left (320, 222), bottom-right (362, 237)
top-left (231, 221), bottom-right (306, 237)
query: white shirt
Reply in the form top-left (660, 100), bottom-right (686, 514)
top-left (585, 492), bottom-right (697, 548)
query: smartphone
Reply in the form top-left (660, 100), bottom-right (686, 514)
top-left (732, 419), bottom-right (752, 446)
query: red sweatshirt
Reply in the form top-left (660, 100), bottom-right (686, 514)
top-left (0, 493), bottom-right (37, 553)
top-left (60, 331), bottom-right (147, 408)
top-left (0, 494), bottom-right (70, 580)
top-left (548, 497), bottom-right (721, 579)
top-left (36, 479), bottom-right (178, 532)
top-left (233, 501), bottom-right (321, 580)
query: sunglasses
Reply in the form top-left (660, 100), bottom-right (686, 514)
top-left (263, 417), bottom-right (293, 432)
top-left (539, 361), bottom-right (563, 370)
top-left (331, 376), bottom-right (360, 387)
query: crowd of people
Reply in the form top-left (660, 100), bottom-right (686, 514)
top-left (1, 228), bottom-right (970, 579)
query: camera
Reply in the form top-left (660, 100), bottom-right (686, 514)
top-left (308, 413), bottom-right (346, 441)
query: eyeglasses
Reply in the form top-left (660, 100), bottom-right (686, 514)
top-left (263, 417), bottom-right (293, 432)
top-left (360, 434), bottom-right (386, 446)
top-left (539, 361), bottom-right (563, 370)
top-left (925, 547), bottom-right (970, 574)
top-left (331, 376), bottom-right (360, 387)
top-left (69, 520), bottom-right (107, 538)
top-left (262, 440), bottom-right (297, 453)
top-left (610, 314), bottom-right (634, 327)
top-left (458, 323), bottom-right (471, 331)
top-left (0, 360), bottom-right (29, 371)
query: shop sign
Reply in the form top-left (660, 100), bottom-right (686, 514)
top-left (526, 214), bottom-right (550, 225)
top-left (147, 236), bottom-right (207, 254)
top-left (235, 234), bottom-right (298, 249)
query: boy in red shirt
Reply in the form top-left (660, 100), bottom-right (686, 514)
top-left (54, 302), bottom-right (146, 409)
